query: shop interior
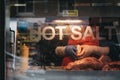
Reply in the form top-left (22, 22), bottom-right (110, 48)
top-left (5, 0), bottom-right (120, 80)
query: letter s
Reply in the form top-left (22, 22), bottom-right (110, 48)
top-left (71, 26), bottom-right (82, 40)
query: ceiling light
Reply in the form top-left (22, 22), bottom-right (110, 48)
top-left (53, 19), bottom-right (83, 24)
top-left (13, 4), bottom-right (26, 6)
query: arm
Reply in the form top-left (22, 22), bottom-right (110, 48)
top-left (77, 43), bottom-right (120, 61)
top-left (99, 41), bottom-right (120, 61)
top-left (95, 46), bottom-right (109, 56)
top-left (76, 45), bottom-right (110, 58)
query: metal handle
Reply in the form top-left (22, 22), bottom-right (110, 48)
top-left (10, 28), bottom-right (15, 43)
top-left (10, 28), bottom-right (16, 70)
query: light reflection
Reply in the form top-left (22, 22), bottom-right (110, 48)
top-left (53, 20), bottom-right (83, 24)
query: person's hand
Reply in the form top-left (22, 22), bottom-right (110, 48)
top-left (76, 45), bottom-right (98, 59)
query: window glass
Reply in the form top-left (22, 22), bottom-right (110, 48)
top-left (6, 0), bottom-right (120, 80)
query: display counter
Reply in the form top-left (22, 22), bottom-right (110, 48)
top-left (7, 66), bottom-right (120, 80)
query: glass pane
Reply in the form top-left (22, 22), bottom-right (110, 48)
top-left (5, 0), bottom-right (120, 80)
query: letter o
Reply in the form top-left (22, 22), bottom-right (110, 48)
top-left (42, 26), bottom-right (55, 40)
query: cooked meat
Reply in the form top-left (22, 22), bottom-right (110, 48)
top-left (99, 55), bottom-right (111, 65)
top-left (102, 61), bottom-right (120, 71)
top-left (65, 57), bottom-right (103, 70)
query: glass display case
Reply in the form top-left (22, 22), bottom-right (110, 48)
top-left (4, 0), bottom-right (120, 80)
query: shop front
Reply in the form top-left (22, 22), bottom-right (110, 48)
top-left (3, 0), bottom-right (120, 80)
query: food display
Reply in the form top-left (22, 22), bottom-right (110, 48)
top-left (64, 55), bottom-right (112, 70)
top-left (7, 17), bottom-right (120, 72)
top-left (4, 0), bottom-right (120, 80)
top-left (65, 57), bottom-right (103, 70)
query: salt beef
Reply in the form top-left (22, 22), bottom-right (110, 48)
top-left (103, 61), bottom-right (120, 71)
top-left (65, 57), bottom-right (103, 70)
top-left (65, 55), bottom-right (112, 70)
